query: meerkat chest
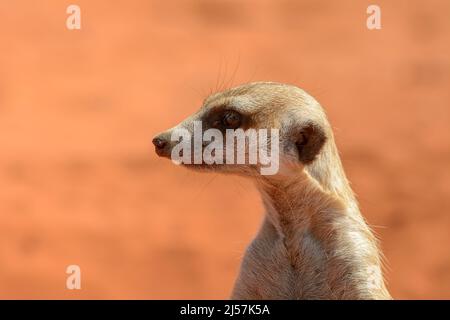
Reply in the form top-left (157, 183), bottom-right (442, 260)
top-left (239, 227), bottom-right (331, 299)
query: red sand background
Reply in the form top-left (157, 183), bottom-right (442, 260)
top-left (0, 0), bottom-right (449, 299)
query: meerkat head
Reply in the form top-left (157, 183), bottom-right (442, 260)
top-left (153, 82), bottom-right (330, 179)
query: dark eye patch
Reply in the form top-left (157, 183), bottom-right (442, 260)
top-left (203, 106), bottom-right (250, 132)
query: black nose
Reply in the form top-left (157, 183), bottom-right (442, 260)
top-left (152, 135), bottom-right (171, 157)
top-left (152, 137), bottom-right (167, 150)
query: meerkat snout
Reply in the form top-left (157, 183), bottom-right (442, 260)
top-left (152, 133), bottom-right (172, 158)
top-left (152, 136), bottom-right (167, 155)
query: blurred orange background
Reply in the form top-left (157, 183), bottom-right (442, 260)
top-left (0, 0), bottom-right (449, 299)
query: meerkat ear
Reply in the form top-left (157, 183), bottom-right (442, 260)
top-left (295, 123), bottom-right (327, 164)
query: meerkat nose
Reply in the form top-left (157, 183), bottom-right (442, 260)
top-left (152, 136), bottom-right (170, 157)
top-left (153, 137), bottom-right (167, 149)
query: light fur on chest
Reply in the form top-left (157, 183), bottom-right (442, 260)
top-left (231, 171), bottom-right (390, 300)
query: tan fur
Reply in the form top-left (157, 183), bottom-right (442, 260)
top-left (153, 82), bottom-right (391, 300)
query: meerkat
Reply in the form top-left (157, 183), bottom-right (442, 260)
top-left (152, 82), bottom-right (391, 300)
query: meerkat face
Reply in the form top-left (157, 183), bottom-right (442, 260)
top-left (153, 82), bottom-right (328, 178)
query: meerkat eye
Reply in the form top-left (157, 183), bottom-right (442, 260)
top-left (222, 111), bottom-right (241, 129)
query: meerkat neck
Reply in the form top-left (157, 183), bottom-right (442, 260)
top-left (258, 137), bottom-right (360, 224)
top-left (255, 162), bottom-right (389, 299)
top-left (306, 138), bottom-right (359, 211)
top-left (257, 169), bottom-right (341, 234)
top-left (254, 142), bottom-right (390, 299)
